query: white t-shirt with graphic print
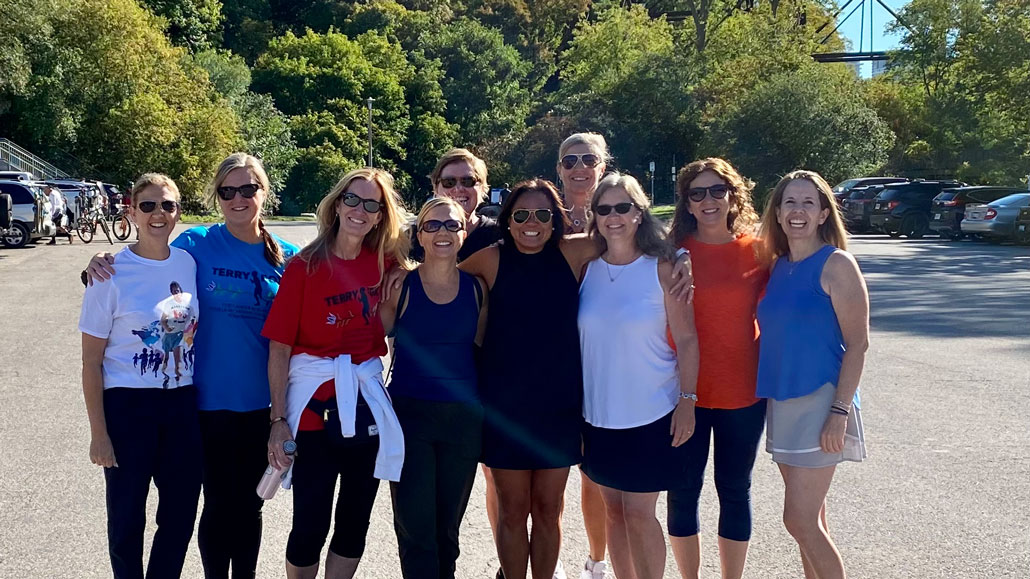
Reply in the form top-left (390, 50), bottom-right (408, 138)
top-left (79, 246), bottom-right (199, 389)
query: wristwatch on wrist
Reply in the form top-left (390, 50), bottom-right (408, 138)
top-left (679, 392), bottom-right (698, 403)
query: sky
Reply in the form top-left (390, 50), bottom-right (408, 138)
top-left (829, 0), bottom-right (907, 77)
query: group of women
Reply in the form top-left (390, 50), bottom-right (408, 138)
top-left (79, 132), bottom-right (869, 579)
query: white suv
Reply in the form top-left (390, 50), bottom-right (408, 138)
top-left (0, 180), bottom-right (56, 248)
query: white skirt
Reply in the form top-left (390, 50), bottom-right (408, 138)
top-left (766, 382), bottom-right (866, 468)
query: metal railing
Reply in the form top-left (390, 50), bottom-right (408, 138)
top-left (0, 138), bottom-right (71, 180)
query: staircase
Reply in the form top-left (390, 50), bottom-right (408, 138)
top-left (0, 138), bottom-right (71, 180)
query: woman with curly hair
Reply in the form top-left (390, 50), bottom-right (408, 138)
top-left (666, 158), bottom-right (770, 579)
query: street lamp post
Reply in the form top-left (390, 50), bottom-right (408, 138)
top-left (367, 97), bottom-right (375, 168)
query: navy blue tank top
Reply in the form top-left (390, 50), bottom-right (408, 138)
top-left (389, 269), bottom-right (481, 402)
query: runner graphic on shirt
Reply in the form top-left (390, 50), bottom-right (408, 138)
top-left (126, 281), bottom-right (197, 388)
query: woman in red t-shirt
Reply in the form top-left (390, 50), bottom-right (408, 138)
top-left (262, 168), bottom-right (410, 578)
top-left (666, 158), bottom-right (770, 579)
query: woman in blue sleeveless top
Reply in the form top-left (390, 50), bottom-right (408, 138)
top-left (381, 197), bottom-right (488, 579)
top-left (756, 170), bottom-right (868, 579)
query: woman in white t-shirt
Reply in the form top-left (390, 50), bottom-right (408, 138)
top-left (79, 173), bottom-right (202, 579)
top-left (578, 173), bottom-right (700, 579)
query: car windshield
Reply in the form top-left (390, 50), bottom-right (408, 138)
top-left (989, 194), bottom-right (1030, 207)
top-left (877, 188), bottom-right (903, 200)
top-left (936, 191), bottom-right (958, 201)
top-left (834, 179), bottom-right (860, 193)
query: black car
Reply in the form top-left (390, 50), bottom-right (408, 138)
top-left (869, 180), bottom-right (964, 238)
top-left (929, 186), bottom-right (1027, 239)
top-left (842, 185), bottom-right (887, 233)
top-left (833, 177), bottom-right (909, 206)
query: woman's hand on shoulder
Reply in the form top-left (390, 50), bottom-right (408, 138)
top-left (84, 252), bottom-right (117, 286)
top-left (381, 265), bottom-right (410, 303)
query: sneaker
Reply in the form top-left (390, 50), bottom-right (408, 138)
top-left (553, 559), bottom-right (567, 579)
top-left (580, 557), bottom-right (608, 579)
top-left (496, 568), bottom-right (504, 579)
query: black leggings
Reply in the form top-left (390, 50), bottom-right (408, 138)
top-left (668, 400), bottom-right (766, 541)
top-left (197, 409), bottom-right (270, 578)
top-left (286, 430), bottom-right (381, 567)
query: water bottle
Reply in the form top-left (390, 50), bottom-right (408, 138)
top-left (256, 439), bottom-right (297, 500)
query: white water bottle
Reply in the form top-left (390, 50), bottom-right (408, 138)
top-left (256, 439), bottom-right (297, 500)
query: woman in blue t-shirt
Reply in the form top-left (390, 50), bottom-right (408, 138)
top-left (84, 153), bottom-right (298, 578)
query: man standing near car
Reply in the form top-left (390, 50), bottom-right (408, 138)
top-left (48, 186), bottom-right (72, 244)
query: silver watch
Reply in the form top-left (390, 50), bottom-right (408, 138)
top-left (679, 392), bottom-right (698, 402)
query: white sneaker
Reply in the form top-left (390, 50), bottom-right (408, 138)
top-left (580, 557), bottom-right (608, 579)
top-left (553, 559), bottom-right (567, 579)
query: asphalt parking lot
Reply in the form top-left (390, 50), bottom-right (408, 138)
top-left (0, 224), bottom-right (1027, 578)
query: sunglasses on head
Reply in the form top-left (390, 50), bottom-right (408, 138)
top-left (137, 200), bottom-right (179, 213)
top-left (216, 183), bottom-right (261, 201)
top-left (687, 184), bottom-right (730, 202)
top-left (420, 219), bottom-right (464, 233)
top-left (560, 154), bottom-right (602, 170)
top-left (511, 209), bottom-right (553, 224)
top-left (595, 202), bottom-right (636, 216)
top-left (438, 176), bottom-right (479, 189)
top-left (341, 192), bottom-right (383, 213)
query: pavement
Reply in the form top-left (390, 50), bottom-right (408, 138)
top-left (0, 224), bottom-right (1028, 578)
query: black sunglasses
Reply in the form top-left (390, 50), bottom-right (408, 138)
top-left (438, 176), bottom-right (479, 189)
top-left (687, 184), bottom-right (730, 202)
top-left (217, 183), bottom-right (261, 201)
top-left (595, 202), bottom-right (636, 216)
top-left (511, 209), bottom-right (553, 224)
top-left (560, 154), bottom-right (602, 170)
top-left (341, 192), bottom-right (383, 213)
top-left (137, 200), bottom-right (179, 213)
top-left (420, 219), bottom-right (464, 233)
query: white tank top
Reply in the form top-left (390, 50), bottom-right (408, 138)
top-left (578, 254), bottom-right (679, 429)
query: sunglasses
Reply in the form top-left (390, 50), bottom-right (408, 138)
top-left (341, 192), bottom-right (383, 213)
top-left (687, 184), bottom-right (730, 202)
top-left (511, 209), bottom-right (553, 224)
top-left (560, 154), bottom-right (602, 170)
top-left (438, 176), bottom-right (479, 189)
top-left (137, 200), bottom-right (179, 213)
top-left (420, 219), bottom-right (464, 233)
top-left (595, 202), bottom-right (636, 216)
top-left (217, 183), bottom-right (261, 201)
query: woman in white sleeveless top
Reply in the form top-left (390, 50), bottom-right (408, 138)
top-left (579, 173), bottom-right (700, 579)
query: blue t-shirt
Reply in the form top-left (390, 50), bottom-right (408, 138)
top-left (172, 224), bottom-right (298, 411)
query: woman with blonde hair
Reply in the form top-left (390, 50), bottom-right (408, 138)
top-left (666, 158), bottom-right (769, 579)
top-left (557, 132), bottom-right (610, 235)
top-left (263, 167), bottom-right (410, 579)
top-left (381, 196), bottom-right (489, 578)
top-left (84, 153), bottom-right (298, 578)
top-left (80, 173), bottom-right (201, 578)
top-left (756, 170), bottom-right (868, 579)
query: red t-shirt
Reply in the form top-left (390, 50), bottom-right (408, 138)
top-left (262, 247), bottom-right (389, 430)
top-left (683, 235), bottom-right (770, 409)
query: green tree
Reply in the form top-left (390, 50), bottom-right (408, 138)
top-left (139, 0), bottom-right (225, 52)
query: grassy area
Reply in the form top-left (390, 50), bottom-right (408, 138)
top-left (652, 204), bottom-right (676, 221)
top-left (180, 214), bottom-right (315, 224)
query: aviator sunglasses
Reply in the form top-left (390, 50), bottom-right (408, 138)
top-left (687, 183), bottom-right (730, 202)
top-left (595, 202), bottom-right (636, 216)
top-left (216, 183), bottom-right (261, 201)
top-left (420, 219), bottom-right (464, 233)
top-left (137, 200), bottom-right (179, 213)
top-left (511, 209), bottom-right (553, 224)
top-left (438, 176), bottom-right (479, 189)
top-left (341, 192), bottom-right (383, 213)
top-left (560, 153), bottom-right (602, 170)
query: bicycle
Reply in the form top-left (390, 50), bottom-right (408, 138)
top-left (76, 199), bottom-right (114, 245)
top-left (110, 205), bottom-right (134, 241)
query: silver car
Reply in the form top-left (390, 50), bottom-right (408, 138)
top-left (960, 193), bottom-right (1030, 240)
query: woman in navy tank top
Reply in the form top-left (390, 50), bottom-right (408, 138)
top-left (381, 197), bottom-right (488, 579)
top-left (756, 170), bottom-right (869, 579)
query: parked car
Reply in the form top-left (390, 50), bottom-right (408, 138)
top-left (869, 180), bottom-right (964, 238)
top-left (833, 177), bottom-right (909, 206)
top-left (960, 193), bottom-right (1030, 242)
top-left (0, 171), bottom-right (34, 181)
top-left (0, 180), bottom-right (56, 247)
top-left (842, 185), bottom-right (887, 233)
top-left (1014, 206), bottom-right (1030, 245)
top-left (929, 186), bottom-right (1026, 239)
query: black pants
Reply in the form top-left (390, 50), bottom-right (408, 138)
top-left (103, 386), bottom-right (203, 579)
top-left (390, 397), bottom-right (483, 579)
top-left (285, 429), bottom-right (380, 567)
top-left (197, 409), bottom-right (270, 578)
top-left (668, 400), bottom-right (766, 541)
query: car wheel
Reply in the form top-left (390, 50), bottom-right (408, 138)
top-left (902, 214), bottom-right (929, 239)
top-left (2, 221), bottom-right (30, 248)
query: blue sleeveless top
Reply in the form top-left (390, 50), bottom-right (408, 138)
top-left (389, 269), bottom-right (481, 403)
top-left (757, 245), bottom-right (849, 402)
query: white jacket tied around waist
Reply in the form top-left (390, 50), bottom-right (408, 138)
top-left (281, 353), bottom-right (404, 488)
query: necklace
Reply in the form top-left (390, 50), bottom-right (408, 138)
top-left (568, 204), bottom-right (589, 230)
top-left (603, 252), bottom-right (641, 282)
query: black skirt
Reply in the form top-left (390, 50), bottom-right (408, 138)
top-left (582, 411), bottom-right (680, 493)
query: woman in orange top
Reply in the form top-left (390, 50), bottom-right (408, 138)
top-left (667, 158), bottom-right (769, 579)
